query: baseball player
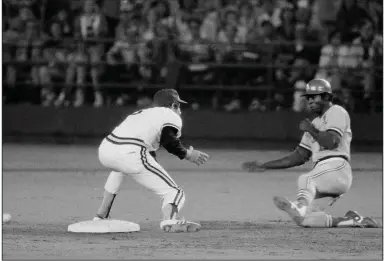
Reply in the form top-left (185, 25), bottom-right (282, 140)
top-left (94, 89), bottom-right (209, 232)
top-left (242, 79), bottom-right (380, 228)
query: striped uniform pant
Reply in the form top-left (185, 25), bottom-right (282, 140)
top-left (98, 136), bottom-right (185, 211)
top-left (297, 157), bottom-right (353, 205)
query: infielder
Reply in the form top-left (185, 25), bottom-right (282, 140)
top-left (94, 89), bottom-right (209, 232)
top-left (243, 79), bottom-right (380, 228)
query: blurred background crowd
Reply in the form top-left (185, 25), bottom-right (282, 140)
top-left (2, 0), bottom-right (383, 113)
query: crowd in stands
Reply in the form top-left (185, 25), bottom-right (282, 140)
top-left (2, 0), bottom-right (383, 113)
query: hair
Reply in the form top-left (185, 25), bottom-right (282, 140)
top-left (320, 92), bottom-right (333, 102)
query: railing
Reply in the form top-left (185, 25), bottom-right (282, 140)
top-left (2, 38), bottom-right (383, 113)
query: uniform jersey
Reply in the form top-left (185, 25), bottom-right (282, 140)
top-left (299, 105), bottom-right (352, 163)
top-left (109, 107), bottom-right (182, 152)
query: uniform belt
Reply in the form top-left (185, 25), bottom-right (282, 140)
top-left (314, 155), bottom-right (349, 167)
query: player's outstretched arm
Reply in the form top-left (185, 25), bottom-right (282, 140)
top-left (160, 126), bottom-right (209, 166)
top-left (242, 146), bottom-right (311, 172)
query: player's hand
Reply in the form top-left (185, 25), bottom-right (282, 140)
top-left (242, 161), bottom-right (266, 172)
top-left (299, 118), bottom-right (314, 133)
top-left (186, 146), bottom-right (209, 166)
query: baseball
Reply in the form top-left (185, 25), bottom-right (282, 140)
top-left (3, 213), bottom-right (12, 224)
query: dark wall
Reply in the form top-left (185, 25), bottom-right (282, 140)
top-left (3, 105), bottom-right (382, 144)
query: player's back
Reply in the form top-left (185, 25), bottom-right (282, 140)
top-left (311, 105), bottom-right (352, 162)
top-left (108, 107), bottom-right (182, 151)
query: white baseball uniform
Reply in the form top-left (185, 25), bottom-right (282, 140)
top-left (98, 107), bottom-right (185, 210)
top-left (297, 105), bottom-right (353, 201)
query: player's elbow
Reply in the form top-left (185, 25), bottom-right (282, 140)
top-left (319, 132), bottom-right (341, 150)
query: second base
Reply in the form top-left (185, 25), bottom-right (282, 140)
top-left (68, 219), bottom-right (140, 233)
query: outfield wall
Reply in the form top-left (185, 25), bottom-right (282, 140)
top-left (4, 105), bottom-right (382, 144)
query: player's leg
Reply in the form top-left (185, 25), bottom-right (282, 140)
top-left (133, 148), bottom-right (200, 232)
top-left (296, 158), bottom-right (351, 213)
top-left (94, 141), bottom-right (140, 219)
top-left (274, 158), bottom-right (351, 222)
top-left (95, 171), bottom-right (125, 219)
top-left (300, 211), bottom-right (381, 228)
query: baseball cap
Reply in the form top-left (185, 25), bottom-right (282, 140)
top-left (153, 89), bottom-right (187, 106)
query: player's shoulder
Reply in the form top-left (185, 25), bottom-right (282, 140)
top-left (329, 104), bottom-right (349, 117)
top-left (152, 107), bottom-right (182, 123)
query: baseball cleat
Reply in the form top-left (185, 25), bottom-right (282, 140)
top-left (160, 219), bottom-right (201, 233)
top-left (361, 217), bottom-right (381, 228)
top-left (273, 196), bottom-right (305, 225)
top-left (344, 210), bottom-right (363, 222)
top-left (344, 210), bottom-right (381, 228)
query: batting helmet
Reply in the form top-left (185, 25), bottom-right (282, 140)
top-left (301, 78), bottom-right (332, 97)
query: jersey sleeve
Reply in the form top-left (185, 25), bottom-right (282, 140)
top-left (298, 132), bottom-right (312, 152)
top-left (162, 109), bottom-right (183, 138)
top-left (325, 106), bottom-right (347, 137)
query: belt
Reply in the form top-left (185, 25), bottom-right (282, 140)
top-left (314, 155), bottom-right (349, 167)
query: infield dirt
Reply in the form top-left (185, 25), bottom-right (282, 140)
top-left (3, 144), bottom-right (383, 259)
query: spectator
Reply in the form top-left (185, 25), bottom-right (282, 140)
top-left (3, 18), bottom-right (23, 87)
top-left (144, 0), bottom-right (172, 27)
top-left (256, 0), bottom-right (282, 28)
top-left (333, 87), bottom-right (356, 112)
top-left (17, 20), bottom-right (46, 102)
top-left (49, 9), bottom-right (73, 37)
top-left (238, 1), bottom-right (256, 33)
top-left (200, 0), bottom-right (222, 42)
top-left (295, 0), bottom-right (312, 26)
top-left (74, 0), bottom-right (108, 107)
top-left (42, 22), bottom-right (71, 106)
top-left (336, 0), bottom-right (371, 42)
top-left (245, 19), bottom-right (281, 83)
top-left (289, 23), bottom-right (321, 66)
top-left (14, 6), bottom-right (36, 30)
top-left (356, 0), bottom-right (383, 33)
top-left (349, 19), bottom-right (383, 112)
top-left (62, 40), bottom-right (88, 107)
top-left (315, 30), bottom-right (348, 93)
top-left (290, 58), bottom-right (313, 112)
top-left (276, 4), bottom-right (296, 42)
top-left (177, 17), bottom-right (216, 107)
top-left (218, 7), bottom-right (247, 43)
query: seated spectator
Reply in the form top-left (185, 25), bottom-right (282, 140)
top-left (176, 17), bottom-right (216, 107)
top-left (3, 18), bottom-right (23, 90)
top-left (357, 0), bottom-right (383, 33)
top-left (289, 58), bottom-right (313, 112)
top-left (13, 6), bottom-right (36, 31)
top-left (287, 23), bottom-right (321, 66)
top-left (62, 41), bottom-right (88, 107)
top-left (219, 7), bottom-right (247, 43)
top-left (255, 0), bottom-right (282, 28)
top-left (43, 22), bottom-right (72, 107)
top-left (238, 1), bottom-right (256, 34)
top-left (276, 4), bottom-right (296, 42)
top-left (74, 0), bottom-right (108, 107)
top-left (244, 19), bottom-right (280, 84)
top-left (315, 30), bottom-right (348, 93)
top-left (16, 20), bottom-right (47, 103)
top-left (199, 0), bottom-right (221, 42)
top-left (336, 0), bottom-right (371, 42)
top-left (348, 19), bottom-right (383, 112)
top-left (48, 9), bottom-right (73, 37)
